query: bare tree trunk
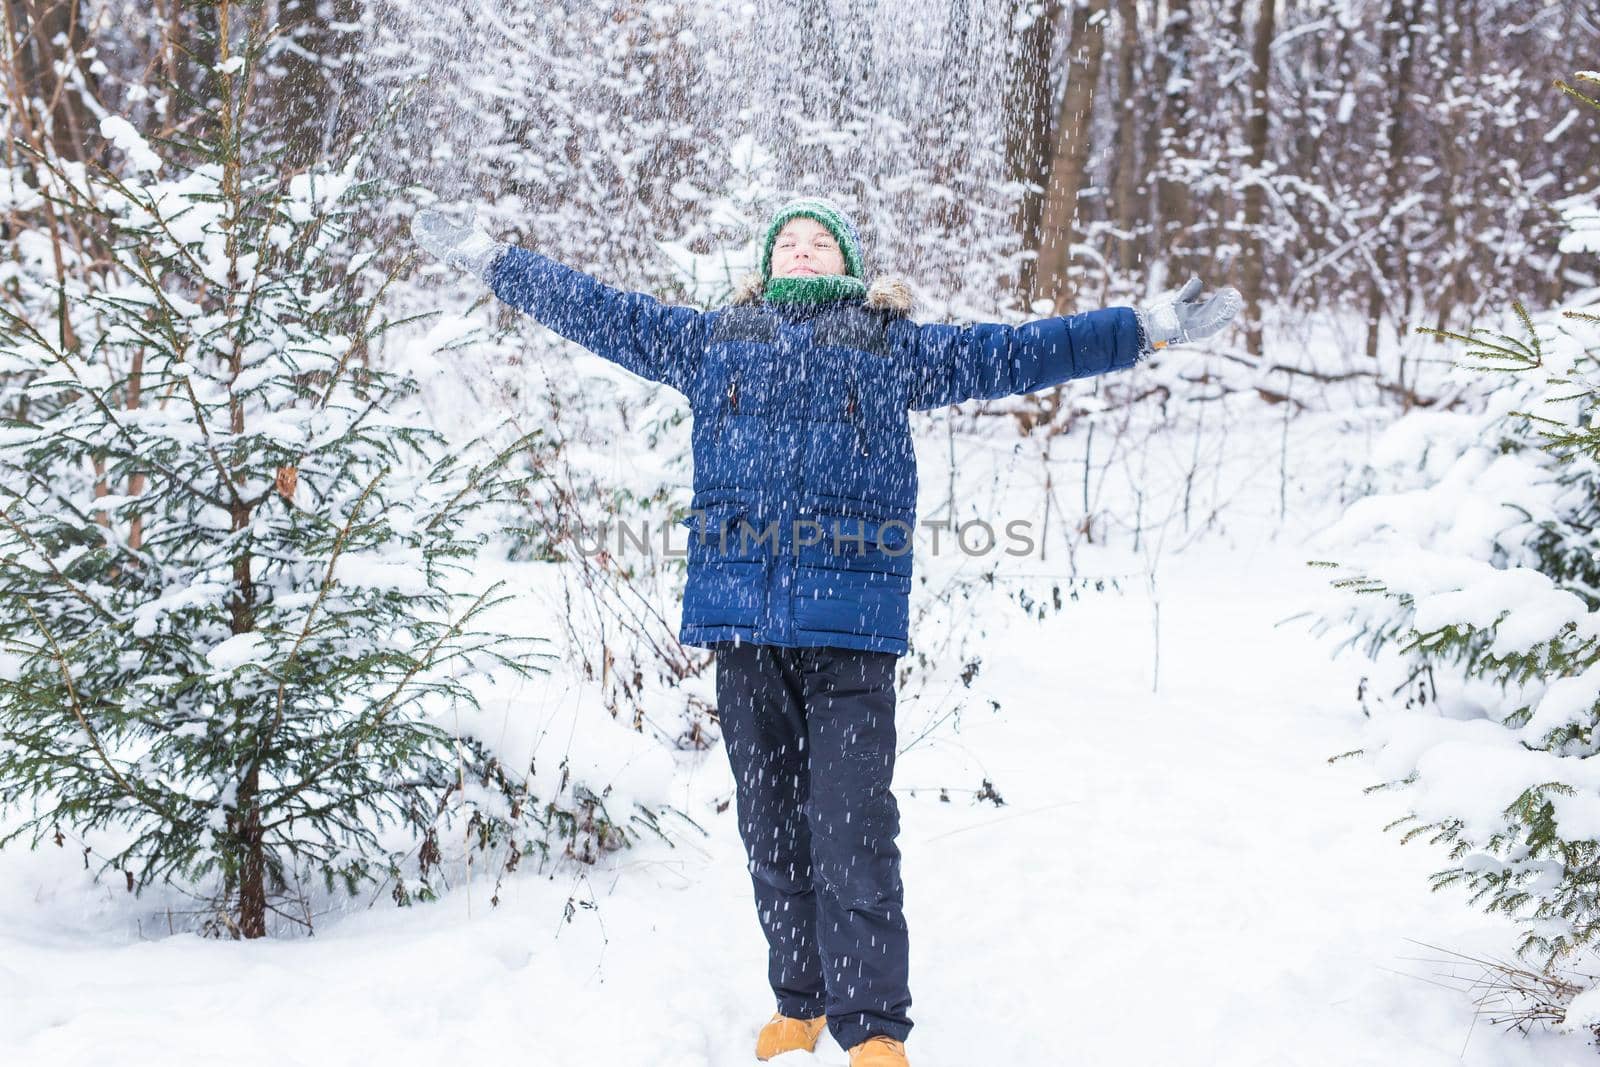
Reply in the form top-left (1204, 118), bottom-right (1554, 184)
top-left (276, 0), bottom-right (362, 171)
top-left (8, 0), bottom-right (100, 162)
top-left (1155, 0), bottom-right (1193, 282)
top-left (1386, 0), bottom-right (1414, 329)
top-left (1433, 0), bottom-right (1466, 331)
top-left (1366, 0), bottom-right (1413, 359)
top-left (1036, 0), bottom-right (1108, 312)
top-left (1004, 0), bottom-right (1063, 304)
top-left (2, 0), bottom-right (100, 354)
top-left (930, 0), bottom-right (977, 266)
top-left (1112, 0), bottom-right (1142, 279)
top-left (797, 0), bottom-right (881, 94)
top-left (1239, 0), bottom-right (1274, 356)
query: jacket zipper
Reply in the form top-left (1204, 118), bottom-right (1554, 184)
top-left (846, 386), bottom-right (868, 457)
top-left (718, 372), bottom-right (739, 441)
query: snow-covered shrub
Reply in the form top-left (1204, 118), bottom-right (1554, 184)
top-left (1306, 74), bottom-right (1600, 970)
top-left (0, 31), bottom-right (619, 938)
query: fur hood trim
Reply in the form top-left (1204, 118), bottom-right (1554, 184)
top-left (728, 272), bottom-right (916, 317)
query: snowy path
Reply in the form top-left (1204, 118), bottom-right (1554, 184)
top-left (1, 533), bottom-right (1592, 1066)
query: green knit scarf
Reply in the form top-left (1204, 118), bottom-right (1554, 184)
top-left (763, 273), bottom-right (868, 305)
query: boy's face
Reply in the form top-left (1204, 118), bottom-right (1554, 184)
top-left (770, 216), bottom-right (847, 278)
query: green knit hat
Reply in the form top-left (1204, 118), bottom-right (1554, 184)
top-left (758, 197), bottom-right (867, 282)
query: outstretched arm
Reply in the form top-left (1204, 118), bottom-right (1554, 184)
top-left (906, 306), bottom-right (1141, 411)
top-left (411, 206), bottom-right (707, 395)
top-left (486, 246), bottom-right (707, 394)
top-left (905, 276), bottom-right (1241, 411)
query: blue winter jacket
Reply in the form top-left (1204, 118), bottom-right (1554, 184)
top-left (487, 246), bottom-right (1143, 657)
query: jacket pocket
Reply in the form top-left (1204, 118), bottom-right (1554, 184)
top-left (680, 503), bottom-right (758, 560)
top-left (821, 515), bottom-right (910, 555)
top-left (795, 514), bottom-right (913, 575)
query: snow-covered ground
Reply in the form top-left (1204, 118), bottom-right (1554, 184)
top-left (3, 377), bottom-right (1595, 1066)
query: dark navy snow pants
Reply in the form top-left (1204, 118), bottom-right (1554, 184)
top-left (713, 642), bottom-right (913, 1051)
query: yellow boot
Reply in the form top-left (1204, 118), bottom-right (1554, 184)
top-left (848, 1035), bottom-right (909, 1067)
top-left (754, 1012), bottom-right (828, 1061)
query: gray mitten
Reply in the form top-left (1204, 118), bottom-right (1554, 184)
top-left (1135, 275), bottom-right (1242, 353)
top-left (410, 205), bottom-right (505, 281)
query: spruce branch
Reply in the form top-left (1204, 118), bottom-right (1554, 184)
top-left (259, 583), bottom-right (505, 831)
top-left (171, 363), bottom-right (250, 513)
top-left (263, 466), bottom-right (388, 747)
top-left (422, 429), bottom-right (547, 534)
top-left (17, 598), bottom-right (170, 819)
top-left (0, 503), bottom-right (119, 623)
top-left (317, 254), bottom-right (415, 410)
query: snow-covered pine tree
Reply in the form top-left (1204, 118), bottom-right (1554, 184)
top-left (1306, 72), bottom-right (1600, 969)
top-left (0, 9), bottom-right (557, 938)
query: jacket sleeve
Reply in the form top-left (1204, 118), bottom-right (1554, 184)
top-left (485, 245), bottom-right (709, 395)
top-left (904, 306), bottom-right (1143, 412)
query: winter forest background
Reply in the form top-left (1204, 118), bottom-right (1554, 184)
top-left (3, 1), bottom-right (1600, 1064)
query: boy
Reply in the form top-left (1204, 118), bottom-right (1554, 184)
top-left (413, 196), bottom-right (1239, 1066)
